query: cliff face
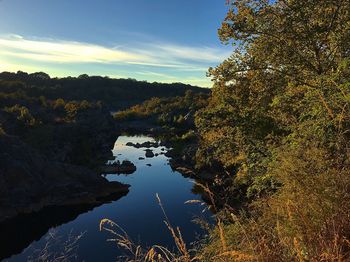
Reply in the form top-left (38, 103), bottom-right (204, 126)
top-left (0, 135), bottom-right (129, 222)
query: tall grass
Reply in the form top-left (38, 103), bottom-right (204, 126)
top-left (198, 146), bottom-right (350, 261)
top-left (100, 141), bottom-right (350, 262)
top-left (99, 193), bottom-right (198, 262)
top-left (100, 187), bottom-right (256, 262)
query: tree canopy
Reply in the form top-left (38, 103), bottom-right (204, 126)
top-left (196, 1), bottom-right (350, 260)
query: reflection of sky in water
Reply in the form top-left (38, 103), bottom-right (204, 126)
top-left (108, 135), bottom-right (167, 166)
top-left (9, 135), bottom-right (208, 262)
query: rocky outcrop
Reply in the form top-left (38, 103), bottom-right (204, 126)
top-left (145, 149), bottom-right (155, 158)
top-left (101, 160), bottom-right (137, 175)
top-left (0, 135), bottom-right (129, 223)
top-left (126, 141), bottom-right (159, 148)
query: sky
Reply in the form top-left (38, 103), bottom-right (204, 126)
top-left (0, 0), bottom-right (233, 87)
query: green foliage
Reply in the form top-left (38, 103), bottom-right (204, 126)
top-left (0, 71), bottom-right (207, 109)
top-left (114, 91), bottom-right (208, 129)
top-left (4, 104), bottom-right (37, 126)
top-left (113, 108), bottom-right (148, 121)
top-left (195, 0), bottom-right (350, 260)
top-left (196, 0), bottom-right (350, 198)
top-left (0, 125), bottom-right (5, 136)
top-left (53, 98), bottom-right (65, 109)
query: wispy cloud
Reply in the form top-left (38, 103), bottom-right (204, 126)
top-left (136, 71), bottom-right (176, 79)
top-left (147, 44), bottom-right (230, 63)
top-left (0, 34), bottom-right (229, 67)
top-left (0, 35), bottom-right (146, 63)
top-left (0, 34), bottom-right (231, 86)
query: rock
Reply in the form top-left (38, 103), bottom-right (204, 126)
top-left (164, 151), bottom-right (173, 157)
top-left (0, 135), bottom-right (129, 223)
top-left (138, 157), bottom-right (145, 160)
top-left (0, 193), bottom-right (127, 261)
top-left (145, 149), bottom-right (154, 158)
top-left (115, 160), bottom-right (137, 174)
top-left (107, 155), bottom-right (116, 161)
top-left (126, 141), bottom-right (159, 148)
top-left (125, 142), bottom-right (141, 148)
top-left (101, 160), bottom-right (136, 175)
top-left (146, 164), bottom-right (152, 167)
top-left (155, 153), bottom-right (159, 157)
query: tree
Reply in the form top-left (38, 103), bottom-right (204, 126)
top-left (196, 2), bottom-right (350, 259)
top-left (196, 0), bottom-right (350, 194)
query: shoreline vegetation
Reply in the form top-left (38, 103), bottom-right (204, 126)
top-left (1, 0), bottom-right (350, 261)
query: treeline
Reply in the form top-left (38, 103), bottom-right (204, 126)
top-left (0, 71), bottom-right (207, 109)
top-left (114, 90), bottom-right (208, 129)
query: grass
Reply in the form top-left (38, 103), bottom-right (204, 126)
top-left (99, 193), bottom-right (197, 262)
top-left (99, 160), bottom-right (350, 261)
top-left (99, 186), bottom-right (256, 262)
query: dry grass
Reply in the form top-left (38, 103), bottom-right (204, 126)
top-left (100, 187), bottom-right (257, 262)
top-left (100, 147), bottom-right (350, 262)
top-left (99, 193), bottom-right (199, 262)
top-left (198, 146), bottom-right (350, 262)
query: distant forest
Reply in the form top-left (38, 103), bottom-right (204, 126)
top-left (0, 71), bottom-right (209, 109)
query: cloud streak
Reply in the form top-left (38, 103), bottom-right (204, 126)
top-left (0, 36), bottom-right (146, 63)
top-left (0, 34), bottom-right (229, 67)
top-left (0, 34), bottom-right (231, 86)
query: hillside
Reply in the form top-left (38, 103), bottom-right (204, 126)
top-left (0, 71), bottom-right (209, 110)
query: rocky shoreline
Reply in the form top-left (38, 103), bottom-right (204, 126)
top-left (117, 119), bottom-right (237, 209)
top-left (0, 135), bottom-right (129, 223)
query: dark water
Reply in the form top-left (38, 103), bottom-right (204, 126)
top-left (3, 135), bottom-right (208, 261)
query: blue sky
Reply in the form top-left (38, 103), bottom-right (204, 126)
top-left (0, 0), bottom-right (232, 87)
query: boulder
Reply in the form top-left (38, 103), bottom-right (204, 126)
top-left (115, 160), bottom-right (137, 174)
top-left (101, 160), bottom-right (136, 175)
top-left (145, 149), bottom-right (154, 158)
top-left (107, 155), bottom-right (116, 161)
top-left (126, 141), bottom-right (159, 148)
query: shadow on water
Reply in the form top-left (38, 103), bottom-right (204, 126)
top-left (2, 135), bottom-right (211, 262)
top-left (0, 191), bottom-right (128, 261)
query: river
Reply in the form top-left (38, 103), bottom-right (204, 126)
top-left (3, 135), bottom-right (208, 261)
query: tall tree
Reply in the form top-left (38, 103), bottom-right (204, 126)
top-left (196, 0), bottom-right (350, 196)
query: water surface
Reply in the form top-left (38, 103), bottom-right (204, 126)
top-left (5, 135), bottom-right (207, 261)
